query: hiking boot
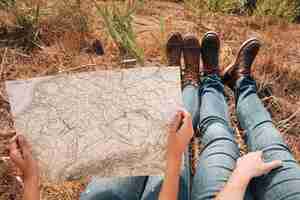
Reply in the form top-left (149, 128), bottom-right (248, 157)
top-left (222, 38), bottom-right (261, 89)
top-left (201, 31), bottom-right (220, 76)
top-left (166, 32), bottom-right (183, 66)
top-left (182, 34), bottom-right (201, 88)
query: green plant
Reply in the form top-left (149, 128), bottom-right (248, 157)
top-left (184, 0), bottom-right (208, 16)
top-left (95, 0), bottom-right (145, 64)
top-left (56, 0), bottom-right (89, 33)
top-left (159, 17), bottom-right (166, 63)
top-left (0, 0), bottom-right (41, 51)
top-left (291, 0), bottom-right (300, 22)
top-left (207, 0), bottom-right (241, 13)
top-left (185, 0), bottom-right (241, 15)
top-left (0, 0), bottom-right (15, 9)
top-left (255, 0), bottom-right (299, 22)
top-left (150, 16), bottom-right (167, 64)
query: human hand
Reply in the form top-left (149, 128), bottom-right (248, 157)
top-left (235, 151), bottom-right (282, 180)
top-left (9, 135), bottom-right (39, 183)
top-left (167, 110), bottom-right (194, 162)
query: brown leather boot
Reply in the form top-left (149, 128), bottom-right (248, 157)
top-left (166, 32), bottom-right (183, 66)
top-left (222, 38), bottom-right (261, 89)
top-left (201, 31), bottom-right (220, 75)
top-left (182, 34), bottom-right (201, 88)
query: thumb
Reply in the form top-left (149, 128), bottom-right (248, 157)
top-left (9, 141), bottom-right (25, 170)
top-left (17, 135), bottom-right (32, 160)
top-left (263, 160), bottom-right (283, 172)
top-left (178, 112), bottom-right (193, 140)
top-left (169, 111), bottom-right (183, 133)
top-left (178, 112), bottom-right (192, 132)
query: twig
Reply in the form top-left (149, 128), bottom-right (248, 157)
top-left (0, 129), bottom-right (16, 138)
top-left (0, 47), bottom-right (8, 79)
top-left (277, 109), bottom-right (300, 128)
top-left (58, 64), bottom-right (97, 73)
top-left (13, 51), bottom-right (31, 58)
top-left (0, 156), bottom-right (10, 163)
top-left (282, 122), bottom-right (298, 135)
top-left (0, 84), bottom-right (9, 104)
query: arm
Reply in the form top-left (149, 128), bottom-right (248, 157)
top-left (215, 167), bottom-right (251, 200)
top-left (159, 155), bottom-right (182, 200)
top-left (9, 135), bottom-right (40, 200)
top-left (216, 151), bottom-right (283, 200)
top-left (159, 111), bottom-right (194, 200)
top-left (23, 177), bottom-right (40, 200)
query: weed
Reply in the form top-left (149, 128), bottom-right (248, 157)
top-left (185, 0), bottom-right (241, 15)
top-left (0, 0), bottom-right (41, 51)
top-left (54, 0), bottom-right (89, 33)
top-left (0, 0), bottom-right (15, 10)
top-left (184, 0), bottom-right (208, 17)
top-left (95, 0), bottom-right (145, 64)
top-left (255, 0), bottom-right (300, 22)
top-left (207, 0), bottom-right (240, 13)
top-left (150, 16), bottom-right (167, 64)
top-left (185, 0), bottom-right (300, 22)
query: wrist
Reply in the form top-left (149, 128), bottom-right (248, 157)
top-left (166, 154), bottom-right (182, 172)
top-left (232, 168), bottom-right (252, 186)
top-left (167, 152), bottom-right (182, 165)
top-left (24, 174), bottom-right (39, 185)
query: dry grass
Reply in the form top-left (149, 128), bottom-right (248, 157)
top-left (0, 1), bottom-right (300, 199)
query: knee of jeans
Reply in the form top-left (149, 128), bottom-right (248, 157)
top-left (198, 116), bottom-right (229, 132)
top-left (248, 123), bottom-right (288, 150)
top-left (80, 180), bottom-right (107, 200)
top-left (80, 187), bottom-right (110, 200)
top-left (201, 122), bottom-right (234, 140)
top-left (80, 178), bottom-right (124, 200)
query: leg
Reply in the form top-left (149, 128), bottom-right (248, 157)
top-left (192, 32), bottom-right (254, 200)
top-left (80, 176), bottom-right (147, 200)
top-left (182, 84), bottom-right (200, 130)
top-left (236, 77), bottom-right (300, 200)
top-left (191, 75), bottom-right (241, 200)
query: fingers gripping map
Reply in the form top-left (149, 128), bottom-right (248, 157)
top-left (5, 67), bottom-right (182, 182)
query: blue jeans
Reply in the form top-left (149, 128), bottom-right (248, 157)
top-left (236, 77), bottom-right (300, 200)
top-left (80, 85), bottom-right (199, 200)
top-left (191, 75), bottom-right (253, 200)
top-left (191, 75), bottom-right (300, 200)
top-left (81, 75), bottom-right (300, 200)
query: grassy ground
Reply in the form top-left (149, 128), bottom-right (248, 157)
top-left (0, 1), bottom-right (300, 199)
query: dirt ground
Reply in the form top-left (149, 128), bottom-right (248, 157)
top-left (0, 1), bottom-right (300, 199)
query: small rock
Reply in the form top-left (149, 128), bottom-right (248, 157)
top-left (92, 39), bottom-right (104, 56)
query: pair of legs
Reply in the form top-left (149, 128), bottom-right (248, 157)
top-left (187, 33), bottom-right (300, 200)
top-left (191, 75), bottom-right (300, 200)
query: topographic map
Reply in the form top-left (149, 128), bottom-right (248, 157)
top-left (5, 67), bottom-right (182, 182)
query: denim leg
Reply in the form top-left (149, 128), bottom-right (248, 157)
top-left (191, 75), bottom-right (253, 200)
top-left (182, 84), bottom-right (200, 130)
top-left (80, 176), bottom-right (147, 200)
top-left (236, 77), bottom-right (300, 200)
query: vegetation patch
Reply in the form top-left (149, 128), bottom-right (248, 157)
top-left (95, 0), bottom-right (145, 64)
